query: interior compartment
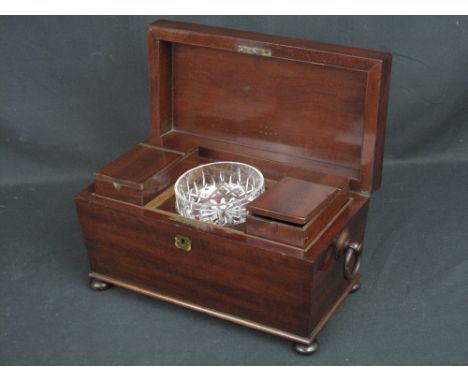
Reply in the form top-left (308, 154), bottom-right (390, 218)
top-left (109, 146), bottom-right (350, 244)
top-left (92, 141), bottom-right (353, 243)
top-left (246, 178), bottom-right (351, 248)
top-left (247, 177), bottom-right (347, 225)
top-left (144, 174), bottom-right (278, 234)
top-left (93, 143), bottom-right (198, 205)
top-left (246, 196), bottom-right (351, 248)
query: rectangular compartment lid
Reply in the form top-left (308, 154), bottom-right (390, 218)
top-left (246, 177), bottom-right (350, 248)
top-left (93, 143), bottom-right (196, 205)
top-left (248, 177), bottom-right (346, 225)
top-left (147, 20), bottom-right (392, 193)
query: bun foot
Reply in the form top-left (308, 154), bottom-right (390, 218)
top-left (294, 339), bottom-right (319, 355)
top-left (89, 277), bottom-right (112, 291)
top-left (350, 281), bottom-right (361, 294)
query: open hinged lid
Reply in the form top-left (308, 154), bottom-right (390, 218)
top-left (146, 20), bottom-right (392, 193)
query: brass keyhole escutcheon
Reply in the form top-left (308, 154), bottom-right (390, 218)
top-left (175, 235), bottom-right (191, 251)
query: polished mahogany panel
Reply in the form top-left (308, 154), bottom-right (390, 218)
top-left (76, 187), bottom-right (314, 336)
top-left (172, 44), bottom-right (367, 171)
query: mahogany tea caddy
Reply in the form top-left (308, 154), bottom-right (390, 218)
top-left (75, 20), bottom-right (392, 355)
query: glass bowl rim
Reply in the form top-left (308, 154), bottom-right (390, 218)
top-left (174, 161), bottom-right (265, 208)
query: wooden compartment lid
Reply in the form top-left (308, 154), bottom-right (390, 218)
top-left (93, 143), bottom-right (197, 206)
top-left (246, 177), bottom-right (350, 248)
top-left (147, 20), bottom-right (392, 193)
top-left (248, 177), bottom-right (346, 225)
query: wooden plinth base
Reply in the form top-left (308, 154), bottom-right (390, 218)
top-left (88, 271), bottom-right (360, 352)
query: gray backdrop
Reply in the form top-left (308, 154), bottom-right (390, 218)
top-left (1, 16), bottom-right (467, 365)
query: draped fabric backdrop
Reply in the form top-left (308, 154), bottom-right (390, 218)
top-left (1, 16), bottom-right (467, 365)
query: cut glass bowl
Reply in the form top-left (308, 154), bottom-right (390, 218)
top-left (174, 161), bottom-right (265, 225)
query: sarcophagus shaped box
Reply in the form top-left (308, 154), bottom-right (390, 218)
top-left (75, 20), bottom-right (392, 354)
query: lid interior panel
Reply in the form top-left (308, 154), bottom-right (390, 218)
top-left (171, 44), bottom-right (368, 173)
top-left (147, 20), bottom-right (392, 193)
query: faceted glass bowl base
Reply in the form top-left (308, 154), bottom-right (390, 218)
top-left (175, 161), bottom-right (265, 225)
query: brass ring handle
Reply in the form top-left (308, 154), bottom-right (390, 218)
top-left (343, 242), bottom-right (362, 280)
